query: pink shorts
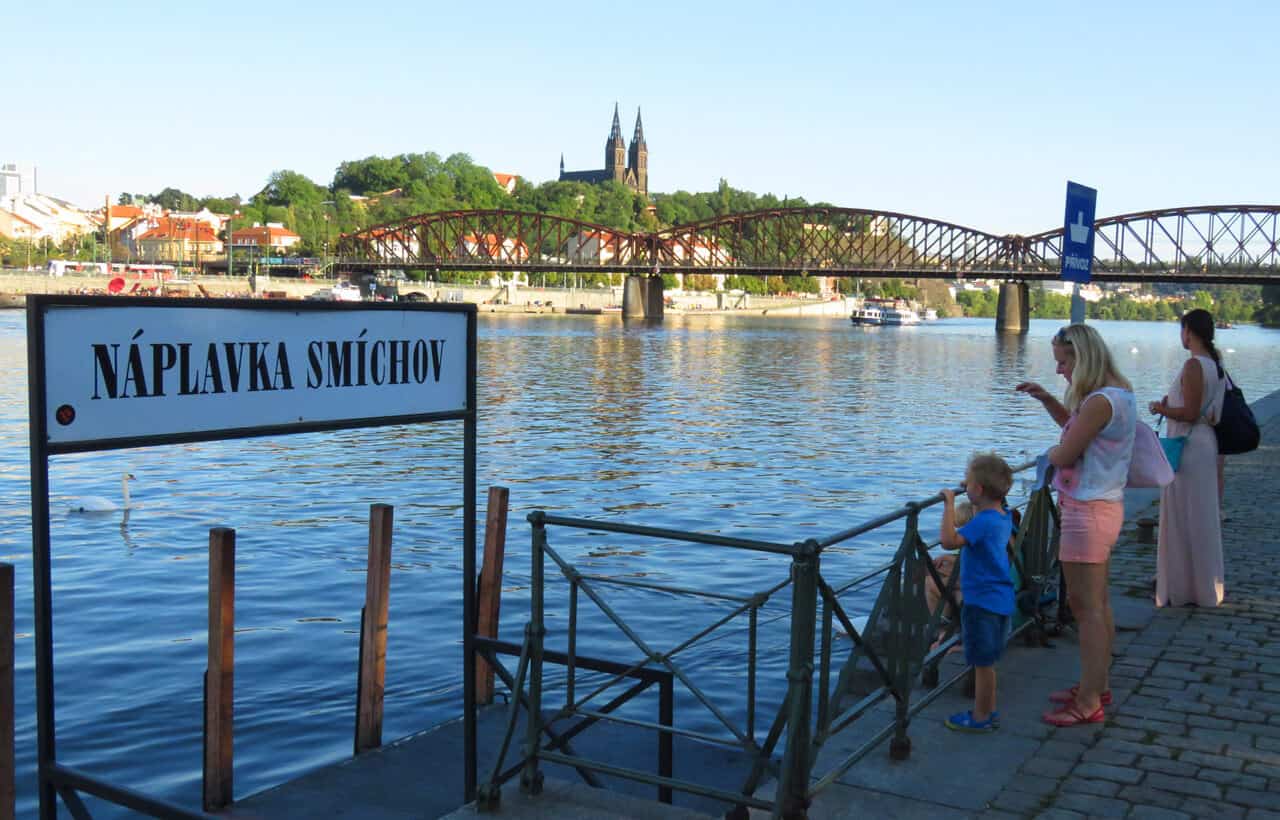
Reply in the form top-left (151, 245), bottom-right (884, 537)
top-left (1058, 495), bottom-right (1124, 564)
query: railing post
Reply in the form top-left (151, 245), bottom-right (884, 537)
top-left (778, 541), bottom-right (819, 820)
top-left (476, 487), bottom-right (509, 706)
top-left (520, 512), bottom-right (546, 796)
top-left (204, 528), bottom-right (235, 813)
top-left (356, 503), bottom-right (394, 753)
top-left (0, 563), bottom-right (13, 820)
top-left (888, 508), bottom-right (924, 761)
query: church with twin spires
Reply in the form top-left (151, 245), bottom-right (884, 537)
top-left (558, 104), bottom-right (648, 197)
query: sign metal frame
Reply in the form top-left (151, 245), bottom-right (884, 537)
top-left (26, 295), bottom-right (479, 819)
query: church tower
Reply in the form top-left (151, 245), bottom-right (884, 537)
top-left (627, 108), bottom-right (648, 197)
top-left (604, 103), bottom-right (626, 184)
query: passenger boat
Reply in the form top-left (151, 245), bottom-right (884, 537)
top-left (881, 307), bottom-right (921, 326)
top-left (850, 304), bottom-right (884, 325)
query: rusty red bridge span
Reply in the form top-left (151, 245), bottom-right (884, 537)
top-left (335, 204), bottom-right (1280, 285)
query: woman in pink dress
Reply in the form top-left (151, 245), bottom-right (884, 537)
top-left (1149, 309), bottom-right (1226, 607)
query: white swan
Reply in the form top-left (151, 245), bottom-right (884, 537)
top-left (70, 472), bottom-right (135, 514)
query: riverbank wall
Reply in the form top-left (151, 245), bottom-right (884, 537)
top-left (0, 269), bottom-right (849, 316)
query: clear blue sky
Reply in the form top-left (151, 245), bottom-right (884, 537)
top-left (5, 0), bottom-right (1276, 233)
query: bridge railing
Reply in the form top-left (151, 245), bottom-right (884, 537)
top-left (471, 460), bottom-right (1063, 817)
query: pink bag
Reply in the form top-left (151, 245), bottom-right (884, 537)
top-left (1126, 421), bottom-right (1175, 488)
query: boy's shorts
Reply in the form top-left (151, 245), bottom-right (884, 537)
top-left (962, 605), bottom-right (1011, 668)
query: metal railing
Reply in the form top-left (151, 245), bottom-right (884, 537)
top-left (473, 463), bottom-right (1063, 818)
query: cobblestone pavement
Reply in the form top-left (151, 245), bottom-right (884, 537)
top-left (985, 413), bottom-right (1280, 820)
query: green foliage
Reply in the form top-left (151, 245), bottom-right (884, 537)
top-left (956, 289), bottom-right (998, 317)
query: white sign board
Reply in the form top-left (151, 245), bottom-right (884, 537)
top-left (40, 302), bottom-right (470, 447)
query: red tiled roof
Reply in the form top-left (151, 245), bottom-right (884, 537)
top-left (232, 225), bottom-right (301, 244)
top-left (109, 205), bottom-right (144, 218)
top-left (138, 219), bottom-right (218, 242)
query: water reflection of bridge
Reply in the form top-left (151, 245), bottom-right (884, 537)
top-left (335, 205), bottom-right (1280, 329)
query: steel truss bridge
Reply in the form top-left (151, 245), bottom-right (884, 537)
top-left (335, 205), bottom-right (1280, 285)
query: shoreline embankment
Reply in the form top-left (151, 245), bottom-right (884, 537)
top-left (0, 270), bottom-right (857, 317)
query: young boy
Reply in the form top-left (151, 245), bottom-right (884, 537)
top-left (939, 452), bottom-right (1015, 733)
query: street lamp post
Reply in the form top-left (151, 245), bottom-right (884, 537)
top-left (227, 210), bottom-right (239, 279)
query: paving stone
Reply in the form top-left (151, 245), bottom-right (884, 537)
top-left (1136, 756), bottom-right (1199, 777)
top-left (1104, 727), bottom-right (1152, 743)
top-left (1058, 777), bottom-right (1120, 798)
top-left (1111, 716), bottom-right (1188, 736)
top-left (1071, 762), bottom-right (1143, 785)
top-left (1226, 787), bottom-right (1280, 810)
top-left (991, 789), bottom-right (1047, 813)
top-left (1022, 757), bottom-right (1074, 779)
top-left (1241, 760), bottom-right (1280, 778)
top-left (1116, 786), bottom-right (1185, 811)
top-left (1038, 738), bottom-right (1089, 761)
top-left (1158, 734), bottom-right (1229, 755)
top-left (1004, 774), bottom-right (1062, 798)
top-left (1188, 714), bottom-right (1241, 731)
top-left (1178, 750), bottom-right (1245, 771)
top-left (1033, 810), bottom-right (1086, 820)
top-left (1094, 738), bottom-right (1173, 760)
top-left (1179, 799), bottom-right (1246, 820)
top-left (1244, 810), bottom-right (1280, 820)
top-left (1141, 772), bottom-right (1221, 799)
top-left (1052, 793), bottom-right (1130, 817)
top-left (1128, 808), bottom-right (1193, 820)
top-left (1226, 744), bottom-right (1280, 767)
top-left (1190, 727), bottom-right (1257, 747)
top-left (1197, 768), bottom-right (1268, 790)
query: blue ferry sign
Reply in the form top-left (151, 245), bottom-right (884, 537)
top-left (1061, 181), bottom-right (1097, 283)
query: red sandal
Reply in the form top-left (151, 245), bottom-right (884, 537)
top-left (1048, 685), bottom-right (1112, 706)
top-left (1042, 701), bottom-right (1105, 727)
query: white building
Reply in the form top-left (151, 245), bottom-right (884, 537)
top-left (0, 192), bottom-right (95, 244)
top-left (1041, 280), bottom-right (1104, 302)
top-left (0, 164), bottom-right (23, 198)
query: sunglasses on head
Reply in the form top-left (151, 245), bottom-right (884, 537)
top-left (1054, 326), bottom-right (1074, 345)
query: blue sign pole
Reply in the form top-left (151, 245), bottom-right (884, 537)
top-left (1061, 181), bottom-right (1097, 323)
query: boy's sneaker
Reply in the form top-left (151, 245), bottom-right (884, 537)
top-left (945, 710), bottom-right (998, 733)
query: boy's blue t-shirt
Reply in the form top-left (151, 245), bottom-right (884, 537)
top-left (957, 508), bottom-right (1015, 615)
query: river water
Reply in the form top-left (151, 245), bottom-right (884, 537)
top-left (3, 311), bottom-right (1277, 816)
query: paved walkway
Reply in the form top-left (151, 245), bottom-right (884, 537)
top-left (985, 411), bottom-right (1280, 820)
top-left (796, 409), bottom-right (1280, 820)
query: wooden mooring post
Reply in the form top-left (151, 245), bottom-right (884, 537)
top-left (475, 487), bottom-right (509, 705)
top-left (204, 528), bottom-right (235, 813)
top-left (355, 504), bottom-right (394, 754)
top-left (1, 563), bottom-right (13, 820)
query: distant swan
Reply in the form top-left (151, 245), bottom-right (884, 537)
top-left (70, 473), bottom-right (135, 514)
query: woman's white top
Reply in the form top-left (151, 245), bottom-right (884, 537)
top-left (1165, 355), bottom-right (1226, 438)
top-left (1070, 386), bottom-right (1137, 502)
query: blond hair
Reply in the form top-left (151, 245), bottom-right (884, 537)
top-left (954, 500), bottom-right (975, 527)
top-left (1054, 324), bottom-right (1132, 411)
top-left (967, 452), bottom-right (1014, 502)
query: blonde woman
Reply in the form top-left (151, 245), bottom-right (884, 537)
top-left (1016, 324), bottom-right (1136, 727)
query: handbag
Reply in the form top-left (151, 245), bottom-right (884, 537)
top-left (1215, 371), bottom-right (1261, 455)
top-left (1127, 420), bottom-right (1175, 488)
top-left (1156, 417), bottom-right (1187, 472)
top-left (1154, 387), bottom-right (1215, 472)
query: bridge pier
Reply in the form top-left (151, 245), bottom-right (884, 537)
top-left (622, 275), bottom-right (646, 319)
top-left (622, 274), bottom-right (665, 321)
top-left (995, 282), bottom-right (1030, 335)
top-left (645, 275), bottom-right (664, 321)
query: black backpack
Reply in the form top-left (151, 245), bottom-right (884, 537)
top-left (1215, 371), bottom-right (1261, 455)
